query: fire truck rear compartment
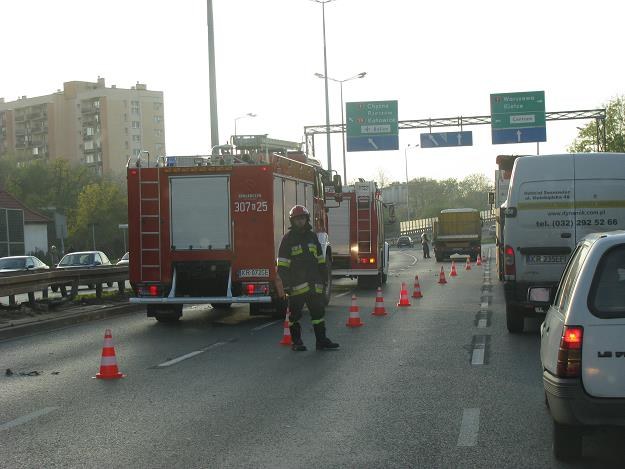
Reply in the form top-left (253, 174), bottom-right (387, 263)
top-left (173, 261), bottom-right (230, 297)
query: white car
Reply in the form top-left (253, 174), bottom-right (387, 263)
top-left (538, 230), bottom-right (625, 461)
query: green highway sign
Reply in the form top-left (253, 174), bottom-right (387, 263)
top-left (346, 100), bottom-right (398, 151)
top-left (490, 91), bottom-right (546, 144)
top-left (490, 91), bottom-right (546, 129)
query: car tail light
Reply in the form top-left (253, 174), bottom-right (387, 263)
top-left (358, 257), bottom-right (375, 265)
top-left (504, 245), bottom-right (515, 277)
top-left (556, 326), bottom-right (583, 378)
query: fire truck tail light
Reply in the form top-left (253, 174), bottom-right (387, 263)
top-left (243, 282), bottom-right (270, 296)
top-left (139, 285), bottom-right (160, 297)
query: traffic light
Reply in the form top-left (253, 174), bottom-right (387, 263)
top-left (488, 191), bottom-right (495, 205)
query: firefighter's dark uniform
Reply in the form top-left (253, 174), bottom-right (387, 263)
top-left (277, 219), bottom-right (338, 351)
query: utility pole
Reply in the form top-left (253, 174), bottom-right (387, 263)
top-left (207, 0), bottom-right (219, 155)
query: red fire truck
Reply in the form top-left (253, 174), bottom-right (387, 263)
top-left (127, 135), bottom-right (341, 322)
top-left (326, 180), bottom-right (393, 289)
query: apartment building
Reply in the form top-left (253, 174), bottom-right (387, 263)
top-left (0, 77), bottom-right (165, 175)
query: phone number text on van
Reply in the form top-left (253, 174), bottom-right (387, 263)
top-left (536, 219), bottom-right (619, 228)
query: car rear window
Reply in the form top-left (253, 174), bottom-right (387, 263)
top-left (589, 244), bottom-right (625, 319)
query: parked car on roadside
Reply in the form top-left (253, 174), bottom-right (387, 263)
top-left (396, 236), bottom-right (414, 248)
top-left (539, 230), bottom-right (625, 461)
top-left (52, 251), bottom-right (113, 291)
top-left (116, 252), bottom-right (129, 266)
top-left (0, 256), bottom-right (50, 274)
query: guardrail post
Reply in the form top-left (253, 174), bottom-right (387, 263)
top-left (28, 292), bottom-right (35, 306)
top-left (70, 282), bottom-right (78, 299)
top-left (60, 285), bottom-right (68, 297)
top-left (95, 283), bottom-right (103, 299)
top-left (42, 289), bottom-right (48, 299)
top-left (9, 295), bottom-right (16, 306)
top-left (117, 280), bottom-right (125, 295)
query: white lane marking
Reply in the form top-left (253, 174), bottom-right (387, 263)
top-left (457, 408), bottom-right (480, 447)
top-left (334, 291), bottom-right (352, 299)
top-left (251, 320), bottom-right (280, 332)
top-left (0, 407), bottom-right (59, 431)
top-left (157, 342), bottom-right (226, 368)
top-left (477, 318), bottom-right (488, 328)
top-left (471, 348), bottom-right (485, 365)
top-left (398, 252), bottom-right (418, 266)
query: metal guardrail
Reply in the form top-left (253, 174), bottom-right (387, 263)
top-left (0, 266), bottom-right (129, 301)
top-left (400, 209), bottom-right (496, 236)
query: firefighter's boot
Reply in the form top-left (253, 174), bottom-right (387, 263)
top-left (289, 322), bottom-right (307, 351)
top-left (313, 323), bottom-right (340, 351)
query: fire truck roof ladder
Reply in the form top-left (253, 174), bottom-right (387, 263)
top-left (357, 192), bottom-right (372, 255)
top-left (138, 167), bottom-right (162, 282)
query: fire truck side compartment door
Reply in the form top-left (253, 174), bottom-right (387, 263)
top-left (170, 175), bottom-right (231, 250)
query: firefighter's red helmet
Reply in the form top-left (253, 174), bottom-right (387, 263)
top-left (289, 205), bottom-right (310, 220)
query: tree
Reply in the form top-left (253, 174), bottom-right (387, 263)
top-left (375, 168), bottom-right (390, 188)
top-left (568, 96), bottom-right (625, 153)
top-left (69, 181), bottom-right (128, 257)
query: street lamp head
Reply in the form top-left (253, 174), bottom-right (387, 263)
top-left (314, 73), bottom-right (325, 79)
top-left (357, 72), bottom-right (367, 78)
top-left (247, 113), bottom-right (257, 117)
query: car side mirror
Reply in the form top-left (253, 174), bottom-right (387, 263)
top-left (94, 261), bottom-right (102, 266)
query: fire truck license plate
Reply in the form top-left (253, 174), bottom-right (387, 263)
top-left (239, 269), bottom-right (270, 278)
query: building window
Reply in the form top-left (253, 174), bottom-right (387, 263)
top-left (154, 128), bottom-right (163, 137)
top-left (125, 141), bottom-right (129, 149)
top-left (154, 115), bottom-right (163, 124)
top-left (131, 100), bottom-right (140, 114)
top-left (86, 127), bottom-right (94, 136)
top-left (153, 102), bottom-right (162, 111)
top-left (131, 121), bottom-right (140, 129)
top-left (133, 149), bottom-right (141, 157)
top-left (124, 113), bottom-right (128, 122)
top-left (132, 135), bottom-right (141, 143)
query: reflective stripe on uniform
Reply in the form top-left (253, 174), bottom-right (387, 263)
top-left (311, 318), bottom-right (325, 325)
top-left (308, 243), bottom-right (318, 255)
top-left (291, 282), bottom-right (310, 296)
top-left (277, 257), bottom-right (291, 268)
top-left (291, 245), bottom-right (304, 256)
top-left (314, 283), bottom-right (324, 294)
top-left (317, 255), bottom-right (326, 264)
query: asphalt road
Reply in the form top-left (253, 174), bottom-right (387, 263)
top-left (1, 246), bottom-right (624, 468)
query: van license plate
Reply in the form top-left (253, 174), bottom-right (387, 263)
top-left (527, 255), bottom-right (567, 264)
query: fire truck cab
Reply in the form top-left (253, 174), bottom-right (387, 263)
top-left (126, 135), bottom-right (340, 322)
top-left (326, 180), bottom-right (391, 289)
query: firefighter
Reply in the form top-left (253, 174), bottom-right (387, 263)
top-left (277, 205), bottom-right (339, 351)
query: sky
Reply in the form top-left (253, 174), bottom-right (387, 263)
top-left (1, 0), bottom-right (624, 185)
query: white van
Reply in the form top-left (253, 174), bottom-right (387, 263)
top-left (502, 153), bottom-right (625, 333)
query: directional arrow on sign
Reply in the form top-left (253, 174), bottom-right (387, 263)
top-left (516, 130), bottom-right (522, 143)
top-left (420, 131), bottom-right (473, 148)
top-left (368, 138), bottom-right (378, 150)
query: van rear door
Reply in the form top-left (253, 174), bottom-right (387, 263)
top-left (581, 244), bottom-right (625, 398)
top-left (512, 157), bottom-right (575, 282)
top-left (573, 153), bottom-right (625, 243)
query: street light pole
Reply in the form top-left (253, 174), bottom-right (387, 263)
top-left (404, 143), bottom-right (419, 219)
top-left (314, 71), bottom-right (366, 183)
top-left (234, 112), bottom-right (257, 140)
top-left (311, 0), bottom-right (335, 173)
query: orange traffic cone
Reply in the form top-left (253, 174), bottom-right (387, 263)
top-left (465, 257), bottom-right (472, 271)
top-left (346, 294), bottom-right (364, 327)
top-left (372, 287), bottom-right (387, 316)
top-left (94, 329), bottom-right (125, 379)
top-left (412, 275), bottom-right (423, 298)
top-left (438, 266), bottom-right (447, 284)
top-left (476, 255), bottom-right (482, 266)
top-left (279, 309), bottom-right (292, 346)
top-left (397, 282), bottom-right (412, 307)
top-left (450, 261), bottom-right (458, 277)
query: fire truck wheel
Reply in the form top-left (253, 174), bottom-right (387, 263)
top-left (211, 303), bottom-right (232, 309)
top-left (150, 305), bottom-right (182, 323)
